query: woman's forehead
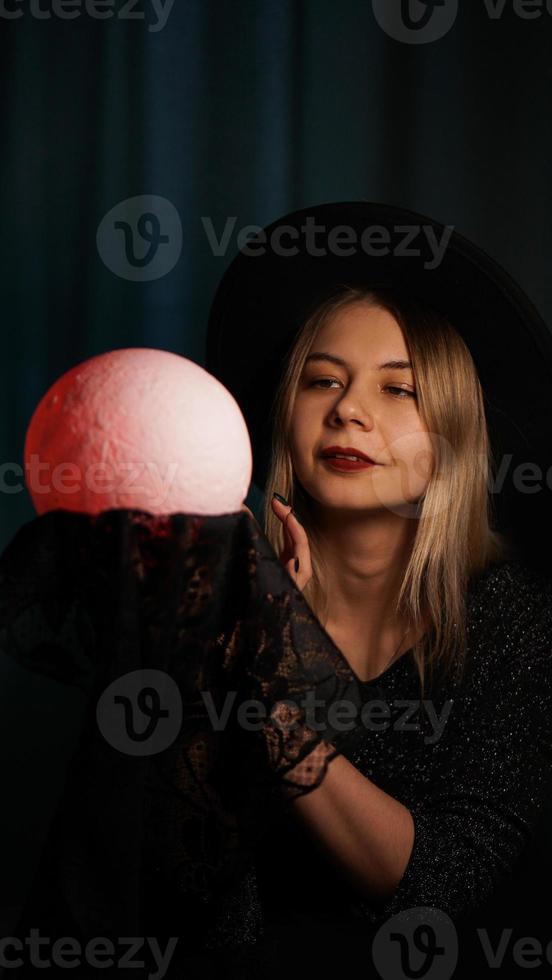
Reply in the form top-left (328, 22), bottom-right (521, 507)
top-left (312, 307), bottom-right (409, 362)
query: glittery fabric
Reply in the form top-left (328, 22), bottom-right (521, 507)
top-left (193, 557), bottom-right (552, 978)
top-left (2, 510), bottom-right (552, 979)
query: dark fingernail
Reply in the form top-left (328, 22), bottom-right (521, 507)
top-left (291, 509), bottom-right (303, 525)
top-left (294, 556), bottom-right (300, 574)
top-left (273, 492), bottom-right (289, 506)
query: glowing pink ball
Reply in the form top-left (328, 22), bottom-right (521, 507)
top-left (24, 348), bottom-right (252, 517)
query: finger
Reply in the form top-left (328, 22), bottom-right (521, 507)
top-left (271, 496), bottom-right (298, 522)
top-left (270, 495), bottom-right (292, 526)
top-left (275, 509), bottom-right (311, 581)
top-left (271, 498), bottom-right (306, 544)
top-left (284, 556), bottom-right (300, 583)
top-left (283, 509), bottom-right (308, 553)
top-left (282, 517), bottom-right (295, 557)
top-left (271, 497), bottom-right (295, 556)
top-left (284, 513), bottom-right (312, 581)
top-left (270, 498), bottom-right (312, 591)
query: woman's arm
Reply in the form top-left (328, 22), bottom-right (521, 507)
top-left (283, 628), bottom-right (552, 924)
top-left (288, 750), bottom-right (415, 902)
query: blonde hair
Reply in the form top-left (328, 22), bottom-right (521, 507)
top-left (261, 285), bottom-right (514, 698)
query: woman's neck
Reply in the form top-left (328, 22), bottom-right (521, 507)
top-left (311, 506), bottom-right (421, 661)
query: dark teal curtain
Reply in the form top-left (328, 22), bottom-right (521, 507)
top-left (1, 1), bottom-right (552, 549)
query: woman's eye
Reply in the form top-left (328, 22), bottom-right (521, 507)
top-left (385, 385), bottom-right (417, 399)
top-left (310, 378), bottom-right (341, 389)
top-left (309, 379), bottom-right (416, 399)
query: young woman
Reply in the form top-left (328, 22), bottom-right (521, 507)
top-left (205, 201), bottom-right (552, 976)
top-left (259, 282), bottom-right (511, 892)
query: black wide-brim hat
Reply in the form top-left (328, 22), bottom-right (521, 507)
top-left (206, 200), bottom-right (552, 570)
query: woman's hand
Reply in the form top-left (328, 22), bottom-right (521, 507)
top-left (270, 495), bottom-right (312, 592)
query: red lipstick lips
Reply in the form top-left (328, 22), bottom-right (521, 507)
top-left (320, 445), bottom-right (379, 471)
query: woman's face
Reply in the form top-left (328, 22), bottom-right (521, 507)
top-left (289, 302), bottom-right (434, 518)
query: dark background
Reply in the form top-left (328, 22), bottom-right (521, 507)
top-left (1, 2), bottom-right (552, 972)
top-left (1, 1), bottom-right (552, 550)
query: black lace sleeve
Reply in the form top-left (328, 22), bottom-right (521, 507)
top-left (0, 508), bottom-right (363, 949)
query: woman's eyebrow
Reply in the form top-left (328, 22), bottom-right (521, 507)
top-left (304, 352), bottom-right (412, 370)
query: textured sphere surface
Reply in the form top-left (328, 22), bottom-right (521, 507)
top-left (24, 347), bottom-right (252, 516)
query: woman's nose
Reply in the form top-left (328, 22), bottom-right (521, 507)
top-left (332, 389), bottom-right (375, 427)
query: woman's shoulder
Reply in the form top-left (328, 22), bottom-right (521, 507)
top-left (469, 555), bottom-right (552, 593)
top-left (466, 557), bottom-right (552, 669)
top-left (468, 556), bottom-right (552, 608)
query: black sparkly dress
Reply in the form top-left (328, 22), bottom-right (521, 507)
top-left (1, 509), bottom-right (552, 979)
